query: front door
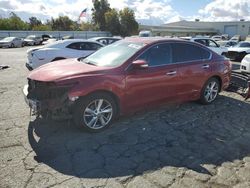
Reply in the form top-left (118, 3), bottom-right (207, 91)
top-left (125, 43), bottom-right (180, 110)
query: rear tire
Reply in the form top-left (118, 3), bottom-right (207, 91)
top-left (199, 78), bottom-right (220, 105)
top-left (73, 93), bottom-right (118, 132)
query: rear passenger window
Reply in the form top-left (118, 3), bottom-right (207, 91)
top-left (67, 42), bottom-right (81, 50)
top-left (86, 42), bottom-right (103, 50)
top-left (172, 43), bottom-right (210, 63)
top-left (137, 43), bottom-right (172, 67)
top-left (67, 42), bottom-right (102, 50)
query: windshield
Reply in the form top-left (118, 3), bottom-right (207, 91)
top-left (2, 37), bottom-right (14, 42)
top-left (81, 41), bottom-right (144, 67)
top-left (235, 42), bottom-right (250, 48)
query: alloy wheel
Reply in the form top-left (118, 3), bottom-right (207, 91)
top-left (83, 99), bottom-right (113, 129)
top-left (204, 81), bottom-right (219, 103)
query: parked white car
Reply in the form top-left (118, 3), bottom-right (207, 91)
top-left (217, 40), bottom-right (238, 48)
top-left (24, 35), bottom-right (42, 46)
top-left (211, 35), bottom-right (223, 41)
top-left (240, 54), bottom-right (250, 73)
top-left (227, 42), bottom-right (250, 61)
top-left (182, 37), bottom-right (228, 56)
top-left (42, 38), bottom-right (57, 45)
top-left (0, 37), bottom-right (24, 48)
top-left (26, 39), bottom-right (104, 70)
top-left (230, 35), bottom-right (241, 43)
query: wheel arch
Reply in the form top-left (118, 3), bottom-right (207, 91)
top-left (78, 89), bottom-right (121, 115)
top-left (207, 75), bottom-right (222, 92)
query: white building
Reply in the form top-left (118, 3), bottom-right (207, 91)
top-left (140, 20), bottom-right (250, 39)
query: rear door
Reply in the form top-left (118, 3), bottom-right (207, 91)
top-left (171, 42), bottom-right (212, 100)
top-left (125, 43), bottom-right (180, 110)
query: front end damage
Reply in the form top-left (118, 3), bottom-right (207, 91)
top-left (23, 79), bottom-right (75, 119)
top-left (227, 71), bottom-right (250, 100)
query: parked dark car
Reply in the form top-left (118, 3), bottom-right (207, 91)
top-left (24, 35), bottom-right (42, 46)
top-left (23, 38), bottom-right (231, 132)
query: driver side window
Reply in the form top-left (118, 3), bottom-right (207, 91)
top-left (137, 43), bottom-right (172, 67)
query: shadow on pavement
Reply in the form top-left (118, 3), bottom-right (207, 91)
top-left (28, 95), bottom-right (250, 178)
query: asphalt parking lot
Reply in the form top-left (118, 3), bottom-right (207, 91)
top-left (0, 47), bottom-right (250, 188)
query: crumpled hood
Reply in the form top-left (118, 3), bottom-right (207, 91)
top-left (228, 47), bottom-right (249, 52)
top-left (28, 59), bottom-right (110, 82)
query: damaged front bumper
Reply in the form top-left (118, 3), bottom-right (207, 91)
top-left (23, 83), bottom-right (74, 119)
top-left (23, 85), bottom-right (41, 115)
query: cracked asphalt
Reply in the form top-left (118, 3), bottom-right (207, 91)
top-left (0, 47), bottom-right (250, 188)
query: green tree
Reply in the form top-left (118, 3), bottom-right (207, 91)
top-left (32, 24), bottom-right (51, 31)
top-left (105, 9), bottom-right (120, 35)
top-left (119, 8), bottom-right (138, 37)
top-left (79, 22), bottom-right (99, 31)
top-left (29, 17), bottom-right (42, 30)
top-left (92, 0), bottom-right (111, 31)
top-left (50, 16), bottom-right (77, 31)
top-left (0, 12), bottom-right (29, 30)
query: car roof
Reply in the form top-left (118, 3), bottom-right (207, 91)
top-left (89, 37), bottom-right (121, 40)
top-left (190, 37), bottom-right (211, 40)
top-left (123, 37), bottom-right (185, 45)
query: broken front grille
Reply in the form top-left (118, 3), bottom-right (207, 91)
top-left (27, 79), bottom-right (69, 100)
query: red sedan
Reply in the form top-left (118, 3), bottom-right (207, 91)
top-left (23, 38), bottom-right (231, 132)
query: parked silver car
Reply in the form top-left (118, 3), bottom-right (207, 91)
top-left (24, 35), bottom-right (42, 46)
top-left (0, 37), bottom-right (24, 48)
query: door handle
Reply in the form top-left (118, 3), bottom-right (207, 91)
top-left (166, 71), bottom-right (177, 76)
top-left (202, 64), bottom-right (210, 69)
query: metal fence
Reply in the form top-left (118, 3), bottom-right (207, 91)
top-left (0, 30), bottom-right (112, 39)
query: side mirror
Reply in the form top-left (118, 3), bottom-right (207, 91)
top-left (131, 60), bottom-right (149, 70)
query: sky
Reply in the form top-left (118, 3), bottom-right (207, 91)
top-left (0, 0), bottom-right (249, 25)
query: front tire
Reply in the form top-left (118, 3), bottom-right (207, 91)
top-left (200, 78), bottom-right (220, 105)
top-left (73, 93), bottom-right (118, 132)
